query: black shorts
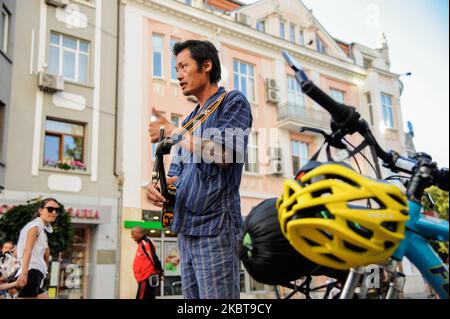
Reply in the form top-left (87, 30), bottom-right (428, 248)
top-left (17, 269), bottom-right (45, 298)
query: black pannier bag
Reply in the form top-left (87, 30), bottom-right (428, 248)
top-left (237, 198), bottom-right (348, 287)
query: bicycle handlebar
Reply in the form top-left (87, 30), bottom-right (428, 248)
top-left (282, 50), bottom-right (449, 198)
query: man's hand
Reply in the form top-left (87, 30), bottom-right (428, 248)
top-left (148, 107), bottom-right (176, 143)
top-left (146, 183), bottom-right (167, 208)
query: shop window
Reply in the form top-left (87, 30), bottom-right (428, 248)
top-left (142, 210), bottom-right (181, 297)
top-left (44, 119), bottom-right (86, 171)
top-left (45, 225), bottom-right (92, 299)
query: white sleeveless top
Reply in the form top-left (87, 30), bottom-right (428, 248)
top-left (16, 217), bottom-right (53, 276)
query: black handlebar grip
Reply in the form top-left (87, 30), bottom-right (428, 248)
top-left (301, 81), bottom-right (347, 120)
top-left (436, 168), bottom-right (449, 192)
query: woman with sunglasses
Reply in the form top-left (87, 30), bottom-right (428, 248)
top-left (15, 198), bottom-right (61, 299)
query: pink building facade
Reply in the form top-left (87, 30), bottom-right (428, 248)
top-left (119, 0), bottom-right (408, 298)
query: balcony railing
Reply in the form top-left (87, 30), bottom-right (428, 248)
top-left (277, 103), bottom-right (331, 131)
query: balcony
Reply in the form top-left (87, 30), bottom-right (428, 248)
top-left (277, 103), bottom-right (331, 131)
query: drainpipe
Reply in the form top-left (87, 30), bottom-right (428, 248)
top-left (114, 0), bottom-right (124, 300)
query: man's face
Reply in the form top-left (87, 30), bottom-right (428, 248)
top-left (131, 229), bottom-right (141, 242)
top-left (176, 48), bottom-right (211, 97)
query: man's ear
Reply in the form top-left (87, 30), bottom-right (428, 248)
top-left (202, 59), bottom-right (213, 73)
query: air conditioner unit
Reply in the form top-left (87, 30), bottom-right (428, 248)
top-left (38, 72), bottom-right (64, 93)
top-left (45, 0), bottom-right (70, 8)
top-left (266, 78), bottom-right (279, 91)
top-left (268, 159), bottom-right (284, 176)
top-left (236, 13), bottom-right (250, 26)
top-left (268, 147), bottom-right (282, 159)
top-left (267, 88), bottom-right (280, 104)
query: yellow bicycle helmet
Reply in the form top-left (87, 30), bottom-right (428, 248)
top-left (277, 162), bottom-right (409, 270)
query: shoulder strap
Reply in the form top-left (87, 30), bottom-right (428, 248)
top-left (177, 92), bottom-right (227, 138)
top-left (140, 237), bottom-right (163, 272)
top-left (140, 238), bottom-right (153, 262)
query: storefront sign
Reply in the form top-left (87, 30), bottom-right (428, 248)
top-left (0, 201), bottom-right (111, 224)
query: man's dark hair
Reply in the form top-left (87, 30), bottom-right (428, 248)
top-left (173, 40), bottom-right (222, 84)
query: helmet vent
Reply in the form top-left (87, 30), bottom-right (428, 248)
top-left (347, 198), bottom-right (385, 210)
top-left (302, 237), bottom-right (320, 247)
top-left (381, 222), bottom-right (398, 233)
top-left (384, 241), bottom-right (395, 250)
top-left (323, 253), bottom-right (345, 264)
top-left (292, 206), bottom-right (335, 220)
top-left (347, 221), bottom-right (373, 239)
top-left (311, 188), bottom-right (333, 198)
top-left (324, 174), bottom-right (360, 188)
top-left (318, 229), bottom-right (333, 240)
top-left (388, 193), bottom-right (407, 206)
top-left (343, 240), bottom-right (368, 253)
top-left (288, 187), bottom-right (295, 198)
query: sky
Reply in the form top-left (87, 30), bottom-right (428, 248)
top-left (240, 0), bottom-right (449, 168)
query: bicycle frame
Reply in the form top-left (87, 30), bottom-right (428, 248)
top-left (392, 200), bottom-right (449, 299)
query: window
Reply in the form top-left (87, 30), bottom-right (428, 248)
top-left (365, 92), bottom-right (374, 126)
top-left (289, 24), bottom-right (296, 43)
top-left (44, 119), bottom-right (86, 171)
top-left (292, 140), bottom-right (309, 175)
top-left (0, 102), bottom-right (5, 161)
top-left (152, 34), bottom-right (164, 78)
top-left (171, 114), bottom-right (181, 128)
top-left (299, 29), bottom-right (305, 46)
top-left (48, 32), bottom-right (89, 84)
top-left (330, 88), bottom-right (345, 104)
top-left (245, 131), bottom-right (259, 173)
top-left (256, 20), bottom-right (265, 32)
top-left (381, 93), bottom-right (394, 128)
top-left (233, 60), bottom-right (255, 103)
top-left (316, 35), bottom-right (326, 53)
top-left (1, 5), bottom-right (11, 53)
top-left (170, 39), bottom-right (179, 81)
top-left (363, 58), bottom-right (373, 69)
top-left (287, 76), bottom-right (305, 107)
top-left (279, 20), bottom-right (285, 39)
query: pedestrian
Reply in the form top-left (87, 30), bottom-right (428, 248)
top-left (0, 241), bottom-right (14, 259)
top-left (15, 198), bottom-right (61, 299)
top-left (131, 227), bottom-right (163, 299)
top-left (146, 40), bottom-right (252, 299)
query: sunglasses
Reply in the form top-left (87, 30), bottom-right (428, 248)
top-left (44, 206), bottom-right (62, 214)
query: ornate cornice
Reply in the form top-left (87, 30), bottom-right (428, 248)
top-left (127, 0), bottom-right (398, 81)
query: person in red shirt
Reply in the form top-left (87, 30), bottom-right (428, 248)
top-left (131, 227), bottom-right (163, 299)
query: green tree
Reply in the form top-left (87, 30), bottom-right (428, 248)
top-left (422, 186), bottom-right (449, 261)
top-left (0, 198), bottom-right (74, 257)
